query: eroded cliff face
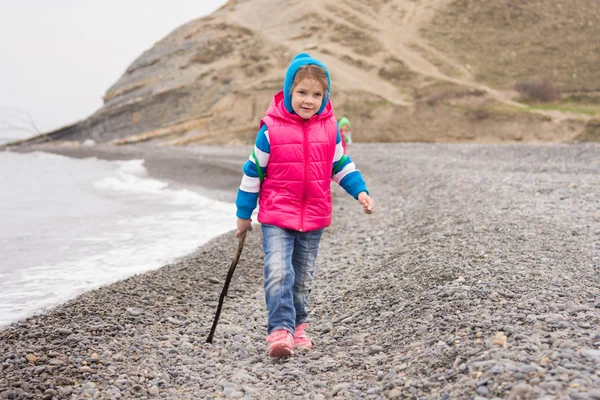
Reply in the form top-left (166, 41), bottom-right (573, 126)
top-left (50, 13), bottom-right (290, 145)
top-left (29, 0), bottom-right (600, 146)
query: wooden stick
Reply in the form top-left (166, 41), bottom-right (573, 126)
top-left (206, 231), bottom-right (247, 343)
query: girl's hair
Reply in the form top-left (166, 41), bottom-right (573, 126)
top-left (292, 65), bottom-right (328, 93)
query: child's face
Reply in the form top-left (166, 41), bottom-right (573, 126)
top-left (291, 78), bottom-right (325, 119)
top-left (340, 125), bottom-right (348, 133)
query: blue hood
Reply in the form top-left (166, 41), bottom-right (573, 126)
top-left (283, 53), bottom-right (331, 115)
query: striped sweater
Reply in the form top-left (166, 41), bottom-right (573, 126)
top-left (236, 124), bottom-right (368, 220)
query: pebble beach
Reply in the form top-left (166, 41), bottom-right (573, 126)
top-left (1, 143), bottom-right (599, 399)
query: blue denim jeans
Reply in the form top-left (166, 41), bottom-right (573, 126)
top-left (261, 224), bottom-right (323, 335)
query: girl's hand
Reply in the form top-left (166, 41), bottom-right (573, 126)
top-left (358, 192), bottom-right (374, 214)
top-left (236, 218), bottom-right (253, 237)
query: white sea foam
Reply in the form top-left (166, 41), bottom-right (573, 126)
top-left (0, 151), bottom-right (235, 327)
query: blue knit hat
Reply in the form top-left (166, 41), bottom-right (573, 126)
top-left (283, 53), bottom-right (331, 115)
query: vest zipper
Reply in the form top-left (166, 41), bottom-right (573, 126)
top-left (300, 121), bottom-right (309, 232)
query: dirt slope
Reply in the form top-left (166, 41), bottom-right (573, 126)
top-left (10, 0), bottom-right (600, 147)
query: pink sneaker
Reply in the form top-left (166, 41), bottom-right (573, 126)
top-left (293, 323), bottom-right (313, 350)
top-left (266, 330), bottom-right (294, 358)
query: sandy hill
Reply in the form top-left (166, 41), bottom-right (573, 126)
top-left (15, 0), bottom-right (600, 146)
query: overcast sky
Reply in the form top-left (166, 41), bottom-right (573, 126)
top-left (0, 1), bottom-right (227, 141)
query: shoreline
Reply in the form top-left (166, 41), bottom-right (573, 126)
top-left (1, 143), bottom-right (246, 328)
top-left (1, 142), bottom-right (599, 399)
top-left (7, 143), bottom-right (251, 203)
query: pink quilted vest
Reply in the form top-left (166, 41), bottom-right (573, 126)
top-left (258, 90), bottom-right (337, 232)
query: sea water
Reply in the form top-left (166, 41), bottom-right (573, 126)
top-left (0, 151), bottom-right (235, 327)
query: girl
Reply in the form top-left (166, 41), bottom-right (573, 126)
top-left (235, 53), bottom-right (374, 358)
